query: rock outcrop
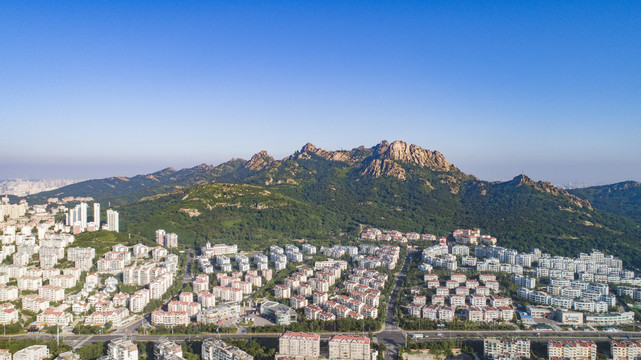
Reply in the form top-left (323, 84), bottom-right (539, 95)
top-left (374, 140), bottom-right (452, 171)
top-left (244, 151), bottom-right (275, 171)
top-left (288, 142), bottom-right (357, 163)
top-left (360, 158), bottom-right (407, 180)
top-left (509, 175), bottom-right (592, 209)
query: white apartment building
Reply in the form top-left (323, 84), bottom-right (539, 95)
top-left (278, 332), bottom-right (320, 358)
top-left (106, 210), bottom-right (119, 232)
top-left (611, 340), bottom-right (641, 360)
top-left (547, 341), bottom-right (596, 360)
top-left (97, 258), bottom-right (125, 274)
top-left (66, 247), bottom-right (96, 261)
top-left (36, 307), bottom-right (73, 326)
top-left (39, 285), bottom-right (66, 302)
top-left (106, 338), bottom-right (138, 360)
top-left (17, 276), bottom-right (42, 291)
top-left (150, 273), bottom-right (173, 299)
top-left (329, 335), bottom-right (371, 360)
top-left (0, 285), bottom-right (18, 301)
top-left (198, 291), bottom-right (216, 308)
top-left (129, 289), bottom-right (150, 313)
top-left (151, 310), bottom-right (189, 327)
top-left (21, 294), bottom-right (50, 313)
top-left (13, 345), bottom-right (49, 360)
top-left (484, 338), bottom-right (530, 360)
top-left (0, 303), bottom-right (18, 325)
top-left (49, 274), bottom-right (77, 289)
top-left (201, 339), bottom-right (253, 360)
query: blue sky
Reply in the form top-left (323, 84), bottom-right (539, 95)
top-left (1, 1), bottom-right (640, 185)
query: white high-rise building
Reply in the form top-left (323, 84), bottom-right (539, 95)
top-left (156, 230), bottom-right (166, 245)
top-left (107, 210), bottom-right (119, 233)
top-left (93, 203), bottom-right (100, 227)
top-left (79, 202), bottom-right (88, 229)
top-left (66, 208), bottom-right (77, 226)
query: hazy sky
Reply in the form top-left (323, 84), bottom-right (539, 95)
top-left (1, 1), bottom-right (640, 185)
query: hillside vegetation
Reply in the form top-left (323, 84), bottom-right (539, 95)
top-left (27, 140), bottom-right (641, 269)
top-left (114, 142), bottom-right (641, 269)
top-left (570, 181), bottom-right (641, 222)
top-left (120, 183), bottom-right (345, 250)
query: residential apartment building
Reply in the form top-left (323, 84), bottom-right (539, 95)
top-left (484, 338), bottom-right (530, 360)
top-left (329, 335), bottom-right (370, 360)
top-left (547, 341), bottom-right (596, 360)
top-left (154, 339), bottom-right (183, 360)
top-left (278, 332), bottom-right (320, 359)
top-left (0, 303), bottom-right (18, 325)
top-left (104, 338), bottom-right (138, 360)
top-left (201, 339), bottom-right (253, 360)
top-left (13, 345), bottom-right (49, 360)
top-left (151, 310), bottom-right (189, 327)
top-left (129, 289), bottom-right (150, 313)
top-left (39, 285), bottom-right (65, 302)
top-left (611, 340), bottom-right (641, 360)
top-left (36, 307), bottom-right (73, 326)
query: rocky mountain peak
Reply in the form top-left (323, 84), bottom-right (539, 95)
top-left (512, 174), bottom-right (536, 187)
top-left (301, 142), bottom-right (318, 153)
top-left (509, 174), bottom-right (592, 209)
top-left (613, 181), bottom-right (641, 191)
top-left (244, 150), bottom-right (275, 171)
top-left (374, 140), bottom-right (390, 155)
top-left (195, 163), bottom-right (214, 171)
top-left (361, 159), bottom-right (407, 180)
top-left (373, 140), bottom-right (452, 171)
top-left (151, 167), bottom-right (176, 177)
top-left (288, 142), bottom-right (355, 163)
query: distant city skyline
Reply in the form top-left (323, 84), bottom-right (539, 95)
top-left (1, 2), bottom-right (639, 186)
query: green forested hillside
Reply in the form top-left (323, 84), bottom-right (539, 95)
top-left (24, 161), bottom-right (245, 206)
top-left (119, 183), bottom-right (348, 250)
top-left (25, 140), bottom-right (641, 269)
top-left (117, 148), bottom-right (641, 269)
top-left (570, 181), bottom-right (641, 222)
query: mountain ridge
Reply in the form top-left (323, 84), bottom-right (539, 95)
top-left (24, 140), bottom-right (592, 206)
top-left (19, 140), bottom-right (641, 269)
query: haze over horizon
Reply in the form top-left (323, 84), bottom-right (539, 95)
top-left (2, 2), bottom-right (640, 186)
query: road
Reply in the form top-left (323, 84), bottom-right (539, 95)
top-left (376, 248), bottom-right (414, 359)
top-left (8, 329), bottom-right (641, 353)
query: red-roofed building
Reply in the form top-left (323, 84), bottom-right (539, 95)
top-left (547, 341), bottom-right (597, 360)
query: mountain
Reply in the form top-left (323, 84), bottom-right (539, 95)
top-left (64, 140), bottom-right (637, 270)
top-left (24, 160), bottom-right (245, 206)
top-left (20, 140), bottom-right (641, 268)
top-left (119, 182), bottom-right (344, 250)
top-left (570, 181), bottom-right (641, 222)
